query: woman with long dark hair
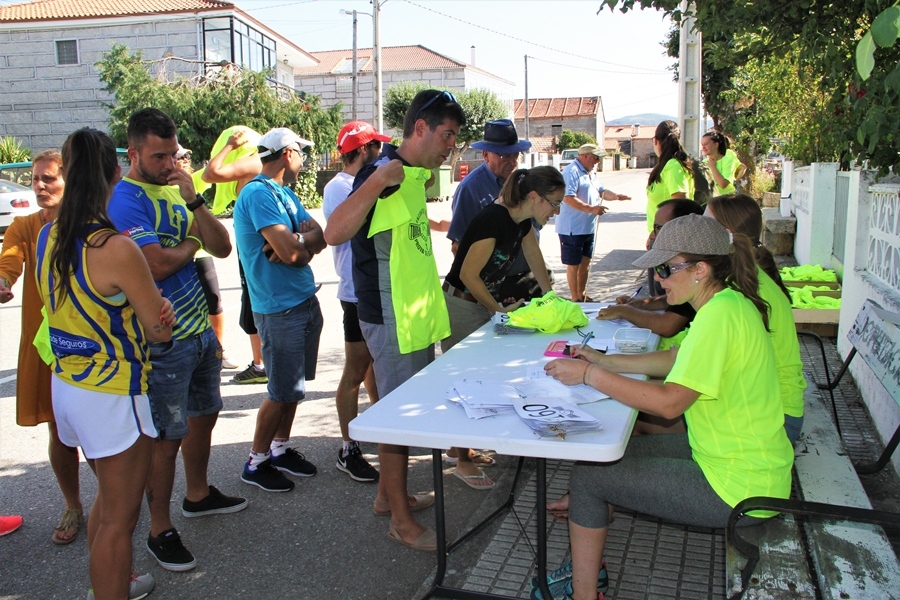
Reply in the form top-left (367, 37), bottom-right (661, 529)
top-left (36, 128), bottom-right (174, 600)
top-left (540, 214), bottom-right (792, 599)
top-left (706, 193), bottom-right (805, 443)
top-left (441, 165), bottom-right (561, 489)
top-left (701, 131), bottom-right (746, 196)
top-left (645, 120), bottom-right (694, 232)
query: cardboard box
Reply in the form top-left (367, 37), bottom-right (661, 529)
top-left (783, 280), bottom-right (842, 299)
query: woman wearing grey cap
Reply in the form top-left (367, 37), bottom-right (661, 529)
top-left (540, 214), bottom-right (793, 600)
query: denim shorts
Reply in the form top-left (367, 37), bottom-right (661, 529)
top-left (559, 233), bottom-right (595, 265)
top-left (147, 327), bottom-right (224, 440)
top-left (254, 296), bottom-right (323, 403)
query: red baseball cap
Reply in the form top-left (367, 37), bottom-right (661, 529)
top-left (337, 121), bottom-right (391, 154)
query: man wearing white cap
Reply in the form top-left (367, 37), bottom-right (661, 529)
top-left (323, 121), bottom-right (389, 483)
top-left (233, 128), bottom-right (327, 493)
top-left (558, 144), bottom-right (630, 302)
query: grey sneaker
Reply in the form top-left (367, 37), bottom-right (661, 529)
top-left (87, 572), bottom-right (155, 600)
top-left (233, 363), bottom-right (267, 384)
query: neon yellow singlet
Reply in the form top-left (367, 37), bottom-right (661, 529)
top-left (368, 166), bottom-right (450, 353)
top-left (758, 268), bottom-right (806, 418)
top-left (705, 149), bottom-right (740, 196)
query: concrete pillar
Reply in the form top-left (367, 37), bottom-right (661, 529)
top-left (792, 162), bottom-right (838, 266)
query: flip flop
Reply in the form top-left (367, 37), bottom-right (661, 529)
top-left (51, 507), bottom-right (83, 545)
top-left (373, 493), bottom-right (434, 517)
top-left (452, 468), bottom-right (495, 490)
top-left (387, 524), bottom-right (437, 552)
top-left (444, 451), bottom-right (496, 466)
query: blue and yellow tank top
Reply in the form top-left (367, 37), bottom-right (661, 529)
top-left (35, 224), bottom-right (150, 395)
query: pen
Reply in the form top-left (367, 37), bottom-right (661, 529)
top-left (627, 285), bottom-right (643, 302)
top-left (580, 331), bottom-right (594, 349)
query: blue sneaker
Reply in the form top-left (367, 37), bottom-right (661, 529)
top-left (270, 448), bottom-right (317, 477)
top-left (530, 560), bottom-right (607, 600)
top-left (241, 459), bottom-right (294, 492)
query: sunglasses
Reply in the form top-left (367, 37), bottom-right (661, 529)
top-left (540, 194), bottom-right (562, 210)
top-left (654, 261), bottom-right (696, 279)
top-left (413, 91), bottom-right (457, 123)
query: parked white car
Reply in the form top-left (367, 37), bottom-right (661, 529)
top-left (0, 180), bottom-right (39, 234)
top-left (559, 148), bottom-right (580, 171)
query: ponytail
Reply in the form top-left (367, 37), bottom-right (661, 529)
top-left (648, 120), bottom-right (692, 187)
top-left (707, 193), bottom-right (791, 301)
top-left (499, 165), bottom-right (564, 208)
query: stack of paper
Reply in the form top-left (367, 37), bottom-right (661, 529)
top-left (510, 396), bottom-right (602, 439)
top-left (447, 379), bottom-right (517, 419)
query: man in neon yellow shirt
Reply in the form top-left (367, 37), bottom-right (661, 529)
top-left (325, 89), bottom-right (466, 552)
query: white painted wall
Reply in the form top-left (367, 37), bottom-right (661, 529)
top-left (792, 162), bottom-right (838, 266)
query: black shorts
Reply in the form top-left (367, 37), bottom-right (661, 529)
top-left (238, 259), bottom-right (257, 335)
top-left (194, 257), bottom-right (223, 315)
top-left (340, 300), bottom-right (364, 343)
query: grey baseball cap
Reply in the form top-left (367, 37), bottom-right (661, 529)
top-left (632, 214), bottom-right (732, 268)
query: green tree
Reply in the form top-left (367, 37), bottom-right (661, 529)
top-left (95, 44), bottom-right (344, 206)
top-left (383, 82), bottom-right (509, 169)
top-left (603, 0), bottom-right (900, 173)
top-left (557, 130), bottom-right (596, 152)
top-left (0, 136), bottom-right (31, 163)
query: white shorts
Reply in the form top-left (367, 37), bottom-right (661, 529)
top-left (52, 375), bottom-right (158, 459)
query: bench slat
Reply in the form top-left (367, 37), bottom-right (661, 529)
top-left (796, 378), bottom-right (900, 599)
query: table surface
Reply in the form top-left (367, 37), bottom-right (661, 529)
top-left (350, 305), bottom-right (660, 463)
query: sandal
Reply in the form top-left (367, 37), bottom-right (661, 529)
top-left (387, 524), bottom-right (437, 552)
top-left (52, 507), bottom-right (83, 545)
top-left (444, 450), bottom-right (496, 466)
top-left (452, 468), bottom-right (495, 490)
top-left (373, 493), bottom-right (434, 517)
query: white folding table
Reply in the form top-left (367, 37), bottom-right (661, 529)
top-left (350, 307), bottom-right (659, 599)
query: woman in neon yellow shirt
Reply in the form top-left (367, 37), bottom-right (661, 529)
top-left (541, 214), bottom-right (792, 600)
top-left (645, 120), bottom-right (694, 232)
top-left (706, 193), bottom-right (806, 443)
top-left (701, 131), bottom-right (746, 196)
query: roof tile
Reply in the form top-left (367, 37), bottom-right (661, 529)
top-left (513, 97), bottom-right (600, 119)
top-left (0, 0), bottom-right (232, 22)
top-left (297, 45), bottom-right (464, 75)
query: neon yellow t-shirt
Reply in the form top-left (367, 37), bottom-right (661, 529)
top-left (209, 126), bottom-right (261, 216)
top-left (645, 158), bottom-right (694, 231)
top-left (758, 268), bottom-right (806, 418)
top-left (666, 287), bottom-right (793, 509)
top-left (705, 149), bottom-right (740, 196)
top-left (369, 166), bottom-right (450, 353)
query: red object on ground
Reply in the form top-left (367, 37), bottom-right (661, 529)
top-left (0, 515), bottom-right (23, 536)
top-left (458, 163), bottom-right (469, 181)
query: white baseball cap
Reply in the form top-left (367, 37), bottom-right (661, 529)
top-left (257, 127), bottom-right (314, 158)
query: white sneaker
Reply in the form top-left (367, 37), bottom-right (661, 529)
top-left (221, 355), bottom-right (239, 370)
top-left (87, 572), bottom-right (155, 600)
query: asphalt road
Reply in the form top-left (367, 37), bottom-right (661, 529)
top-left (0, 167), bottom-right (652, 600)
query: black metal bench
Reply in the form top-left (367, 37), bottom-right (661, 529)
top-left (726, 300), bottom-right (900, 599)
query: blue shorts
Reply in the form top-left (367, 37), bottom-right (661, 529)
top-left (254, 296), bottom-right (323, 403)
top-left (147, 327), bottom-right (224, 440)
top-left (559, 233), bottom-right (594, 265)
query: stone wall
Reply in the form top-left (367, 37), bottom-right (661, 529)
top-left (0, 18), bottom-right (202, 151)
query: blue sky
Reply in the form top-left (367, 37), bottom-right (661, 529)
top-left (237, 0), bottom-right (678, 120)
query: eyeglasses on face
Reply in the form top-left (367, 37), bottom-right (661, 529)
top-left (413, 91), bottom-right (457, 123)
top-left (654, 261), bottom-right (696, 279)
top-left (491, 152), bottom-right (520, 162)
top-left (540, 194), bottom-right (562, 210)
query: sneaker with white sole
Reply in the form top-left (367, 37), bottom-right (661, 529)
top-left (221, 355), bottom-right (239, 370)
top-left (241, 459), bottom-right (295, 492)
top-left (146, 528), bottom-right (196, 572)
top-left (233, 363), bottom-right (267, 384)
top-left (336, 443), bottom-right (379, 482)
top-left (270, 448), bottom-right (317, 477)
top-left (87, 572), bottom-right (155, 600)
top-left (181, 485), bottom-right (248, 518)
top-left (531, 560), bottom-right (607, 600)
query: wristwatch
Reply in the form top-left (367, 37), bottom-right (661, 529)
top-left (295, 232), bottom-right (306, 246)
top-left (186, 194), bottom-right (205, 212)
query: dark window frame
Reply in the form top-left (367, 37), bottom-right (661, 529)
top-left (56, 39), bottom-right (78, 65)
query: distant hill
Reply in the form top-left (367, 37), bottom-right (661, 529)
top-left (607, 114), bottom-right (715, 130)
top-left (606, 113), bottom-right (674, 126)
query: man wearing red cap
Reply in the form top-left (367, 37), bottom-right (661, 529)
top-left (323, 121), bottom-right (390, 483)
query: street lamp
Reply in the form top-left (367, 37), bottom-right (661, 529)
top-left (630, 124), bottom-right (640, 168)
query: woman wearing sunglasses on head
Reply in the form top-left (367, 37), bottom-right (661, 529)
top-left (541, 214), bottom-right (792, 600)
top-left (441, 166), bottom-right (562, 490)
